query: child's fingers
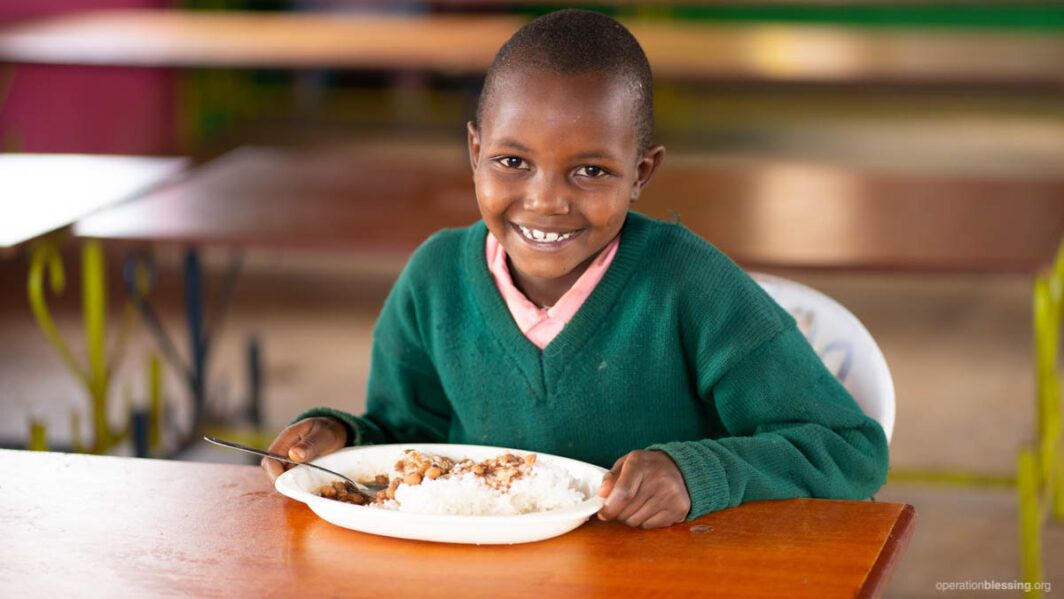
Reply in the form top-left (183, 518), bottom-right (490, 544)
top-left (597, 450), bottom-right (692, 527)
top-left (637, 509), bottom-right (678, 530)
top-left (287, 427), bottom-right (322, 462)
top-left (265, 423), bottom-right (306, 457)
top-left (290, 417), bottom-right (346, 462)
top-left (262, 426), bottom-right (305, 482)
top-left (596, 454), bottom-right (628, 498)
top-left (597, 470), bottom-right (617, 498)
top-left (260, 455), bottom-right (288, 483)
top-left (639, 455), bottom-right (691, 527)
top-left (618, 488), bottom-right (687, 528)
top-left (261, 417), bottom-right (346, 484)
top-left (288, 437), bottom-right (317, 462)
top-left (618, 500), bottom-right (664, 528)
top-left (598, 454), bottom-right (646, 521)
top-left (614, 492), bottom-right (652, 524)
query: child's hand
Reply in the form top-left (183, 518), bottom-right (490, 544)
top-left (260, 416), bottom-right (348, 483)
top-left (596, 450), bottom-right (690, 529)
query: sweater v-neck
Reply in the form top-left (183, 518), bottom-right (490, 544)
top-left (464, 212), bottom-right (652, 379)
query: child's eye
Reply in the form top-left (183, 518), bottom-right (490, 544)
top-left (496, 156), bottom-right (528, 170)
top-left (575, 165), bottom-right (609, 178)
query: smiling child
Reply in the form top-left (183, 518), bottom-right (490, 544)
top-left (262, 9), bottom-right (889, 529)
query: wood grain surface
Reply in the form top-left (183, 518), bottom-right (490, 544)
top-left (72, 143), bottom-right (1064, 272)
top-left (0, 449), bottom-right (914, 598)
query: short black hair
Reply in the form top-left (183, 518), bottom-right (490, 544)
top-left (476, 9), bottom-right (655, 153)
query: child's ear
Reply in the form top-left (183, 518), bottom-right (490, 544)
top-left (630, 144), bottom-right (666, 201)
top-left (467, 121), bottom-right (481, 174)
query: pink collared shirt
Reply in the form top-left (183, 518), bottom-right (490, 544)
top-left (486, 232), bottom-right (620, 349)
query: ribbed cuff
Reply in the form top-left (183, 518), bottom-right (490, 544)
top-left (291, 406), bottom-right (362, 447)
top-left (647, 440), bottom-right (730, 520)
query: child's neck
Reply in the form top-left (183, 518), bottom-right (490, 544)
top-left (508, 255), bottom-right (595, 309)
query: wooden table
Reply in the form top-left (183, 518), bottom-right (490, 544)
top-left (1, 9), bottom-right (1062, 85)
top-left (73, 143), bottom-right (1064, 272)
top-left (0, 154), bottom-right (187, 251)
top-left (0, 449), bottom-right (916, 598)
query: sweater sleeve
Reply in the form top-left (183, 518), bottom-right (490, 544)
top-left (293, 238), bottom-right (452, 446)
top-left (649, 326), bottom-right (889, 519)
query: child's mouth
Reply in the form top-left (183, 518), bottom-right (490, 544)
top-left (515, 224), bottom-right (580, 244)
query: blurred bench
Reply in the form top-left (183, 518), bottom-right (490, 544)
top-left (73, 142), bottom-right (1063, 273)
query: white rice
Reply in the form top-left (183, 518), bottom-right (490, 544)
top-left (377, 460), bottom-right (587, 516)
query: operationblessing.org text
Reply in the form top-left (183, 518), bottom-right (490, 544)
top-left (936, 580), bottom-right (1051, 593)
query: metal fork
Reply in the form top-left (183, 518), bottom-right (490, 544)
top-left (203, 436), bottom-right (385, 496)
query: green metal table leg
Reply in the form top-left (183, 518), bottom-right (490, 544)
top-left (27, 239), bottom-right (133, 453)
top-left (1018, 449), bottom-right (1043, 597)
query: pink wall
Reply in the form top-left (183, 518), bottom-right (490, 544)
top-left (0, 1), bottom-right (175, 154)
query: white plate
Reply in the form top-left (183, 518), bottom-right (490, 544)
top-left (275, 443), bottom-right (607, 545)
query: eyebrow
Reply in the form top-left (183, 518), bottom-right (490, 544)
top-left (495, 138), bottom-right (532, 153)
top-left (494, 138), bottom-right (621, 162)
top-left (570, 150), bottom-right (620, 162)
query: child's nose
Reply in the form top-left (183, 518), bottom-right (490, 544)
top-left (523, 173), bottom-right (571, 215)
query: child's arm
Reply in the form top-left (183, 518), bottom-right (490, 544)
top-left (651, 326), bottom-right (889, 520)
top-left (594, 325), bottom-right (887, 527)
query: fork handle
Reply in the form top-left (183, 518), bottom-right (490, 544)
top-left (202, 436), bottom-right (366, 491)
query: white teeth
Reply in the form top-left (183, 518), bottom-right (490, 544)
top-left (517, 225), bottom-right (574, 243)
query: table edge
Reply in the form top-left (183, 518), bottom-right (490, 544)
top-left (855, 503), bottom-right (917, 599)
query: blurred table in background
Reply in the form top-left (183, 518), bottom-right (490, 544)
top-left (0, 154), bottom-right (186, 455)
top-left (1, 9), bottom-right (1063, 85)
top-left (73, 142), bottom-right (1064, 273)
top-left (5, 9), bottom-right (1060, 274)
top-left (0, 154), bottom-right (187, 251)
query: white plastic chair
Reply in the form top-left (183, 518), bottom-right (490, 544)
top-left (751, 273), bottom-right (895, 443)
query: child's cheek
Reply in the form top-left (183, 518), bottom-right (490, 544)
top-left (474, 178), bottom-right (509, 211)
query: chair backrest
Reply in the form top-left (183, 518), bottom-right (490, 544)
top-left (751, 273), bottom-right (895, 443)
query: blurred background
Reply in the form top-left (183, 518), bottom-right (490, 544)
top-left (1, 1), bottom-right (1062, 596)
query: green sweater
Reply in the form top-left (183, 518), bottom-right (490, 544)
top-left (298, 212), bottom-right (888, 518)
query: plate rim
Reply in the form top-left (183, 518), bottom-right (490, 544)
top-left (275, 442), bottom-right (608, 525)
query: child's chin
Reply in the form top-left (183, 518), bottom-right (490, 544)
top-left (511, 257), bottom-right (584, 282)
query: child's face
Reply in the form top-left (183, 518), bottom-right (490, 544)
top-left (468, 68), bottom-right (664, 304)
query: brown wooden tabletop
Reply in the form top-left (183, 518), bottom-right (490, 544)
top-left (1, 9), bottom-right (1062, 85)
top-left (73, 143), bottom-right (1064, 272)
top-left (0, 449), bottom-right (915, 598)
